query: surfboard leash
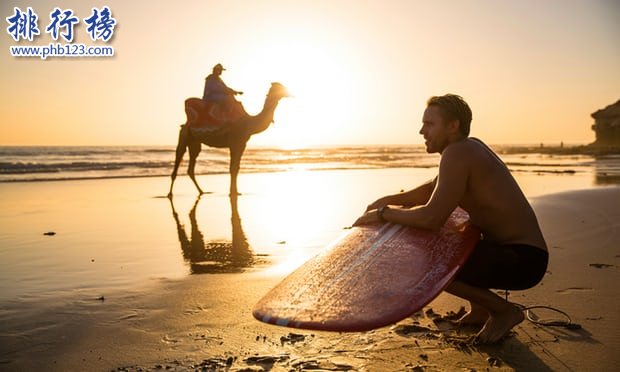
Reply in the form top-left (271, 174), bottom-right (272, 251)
top-left (503, 290), bottom-right (582, 330)
top-left (521, 305), bottom-right (582, 329)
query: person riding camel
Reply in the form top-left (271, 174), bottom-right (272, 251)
top-left (202, 63), bottom-right (243, 115)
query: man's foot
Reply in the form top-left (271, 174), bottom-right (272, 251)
top-left (455, 310), bottom-right (489, 327)
top-left (475, 304), bottom-right (524, 343)
top-left (453, 302), bottom-right (489, 327)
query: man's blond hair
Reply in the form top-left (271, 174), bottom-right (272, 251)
top-left (427, 94), bottom-right (472, 137)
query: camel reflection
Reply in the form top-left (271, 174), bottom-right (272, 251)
top-left (170, 195), bottom-right (254, 274)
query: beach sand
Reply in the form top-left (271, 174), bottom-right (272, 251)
top-left (0, 169), bottom-right (618, 371)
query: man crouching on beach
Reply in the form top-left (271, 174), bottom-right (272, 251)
top-left (354, 94), bottom-right (548, 343)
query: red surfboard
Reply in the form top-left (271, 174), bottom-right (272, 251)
top-left (253, 208), bottom-right (480, 332)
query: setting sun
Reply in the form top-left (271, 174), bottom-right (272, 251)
top-left (226, 21), bottom-right (368, 149)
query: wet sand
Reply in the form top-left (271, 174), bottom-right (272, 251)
top-left (0, 169), bottom-right (618, 371)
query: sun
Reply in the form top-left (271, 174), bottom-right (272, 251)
top-left (231, 27), bottom-right (367, 149)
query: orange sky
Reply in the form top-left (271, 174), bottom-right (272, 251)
top-left (1, 0), bottom-right (619, 147)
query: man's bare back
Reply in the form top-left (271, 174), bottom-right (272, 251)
top-left (447, 138), bottom-right (547, 250)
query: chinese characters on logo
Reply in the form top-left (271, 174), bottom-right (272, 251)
top-left (6, 6), bottom-right (117, 42)
top-left (84, 7), bottom-right (116, 42)
top-left (6, 7), bottom-right (40, 41)
top-left (46, 8), bottom-right (79, 42)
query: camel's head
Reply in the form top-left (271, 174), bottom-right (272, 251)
top-left (268, 82), bottom-right (292, 99)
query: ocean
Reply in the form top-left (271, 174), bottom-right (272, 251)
top-left (1, 145), bottom-right (619, 185)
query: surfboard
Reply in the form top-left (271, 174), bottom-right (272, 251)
top-left (253, 208), bottom-right (480, 332)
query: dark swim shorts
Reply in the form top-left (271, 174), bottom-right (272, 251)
top-left (455, 240), bottom-right (549, 290)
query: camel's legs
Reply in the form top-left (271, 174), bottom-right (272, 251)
top-left (229, 144), bottom-right (246, 196)
top-left (168, 126), bottom-right (188, 198)
top-left (187, 140), bottom-right (204, 195)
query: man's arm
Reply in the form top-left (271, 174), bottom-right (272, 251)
top-left (386, 145), bottom-right (468, 229)
top-left (365, 177), bottom-right (436, 212)
top-left (219, 80), bottom-right (242, 95)
top-left (225, 85), bottom-right (240, 95)
top-left (356, 145), bottom-right (469, 230)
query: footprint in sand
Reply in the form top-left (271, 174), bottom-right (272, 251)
top-left (161, 334), bottom-right (181, 344)
top-left (391, 324), bottom-right (435, 336)
top-left (556, 287), bottom-right (593, 294)
top-left (184, 304), bottom-right (209, 315)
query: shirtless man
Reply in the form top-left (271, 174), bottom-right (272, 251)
top-left (354, 94), bottom-right (548, 343)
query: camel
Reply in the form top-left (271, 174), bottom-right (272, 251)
top-left (168, 82), bottom-right (291, 197)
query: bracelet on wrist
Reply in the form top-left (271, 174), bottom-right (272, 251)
top-left (377, 206), bottom-right (387, 222)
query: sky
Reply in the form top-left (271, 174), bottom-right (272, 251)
top-left (1, 0), bottom-right (619, 148)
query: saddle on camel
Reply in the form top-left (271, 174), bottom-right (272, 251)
top-left (184, 97), bottom-right (247, 133)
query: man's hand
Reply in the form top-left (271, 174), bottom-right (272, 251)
top-left (353, 209), bottom-right (381, 226)
top-left (365, 198), bottom-right (388, 212)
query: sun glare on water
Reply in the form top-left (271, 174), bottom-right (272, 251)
top-left (244, 170), bottom-right (350, 276)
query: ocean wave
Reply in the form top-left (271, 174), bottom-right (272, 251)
top-left (504, 161), bottom-right (591, 168)
top-left (0, 161), bottom-right (173, 174)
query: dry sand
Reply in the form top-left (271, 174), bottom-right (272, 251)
top-left (0, 172), bottom-right (618, 371)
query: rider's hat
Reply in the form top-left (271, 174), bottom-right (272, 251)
top-left (213, 63), bottom-right (225, 71)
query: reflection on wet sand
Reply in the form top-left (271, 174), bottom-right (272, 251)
top-left (170, 195), bottom-right (255, 274)
top-left (594, 156), bottom-right (620, 185)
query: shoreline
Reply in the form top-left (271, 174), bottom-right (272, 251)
top-left (2, 143), bottom-right (618, 185)
top-left (0, 170), bottom-right (619, 371)
top-left (496, 144), bottom-right (620, 156)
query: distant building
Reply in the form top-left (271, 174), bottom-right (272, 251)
top-left (591, 99), bottom-right (620, 147)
